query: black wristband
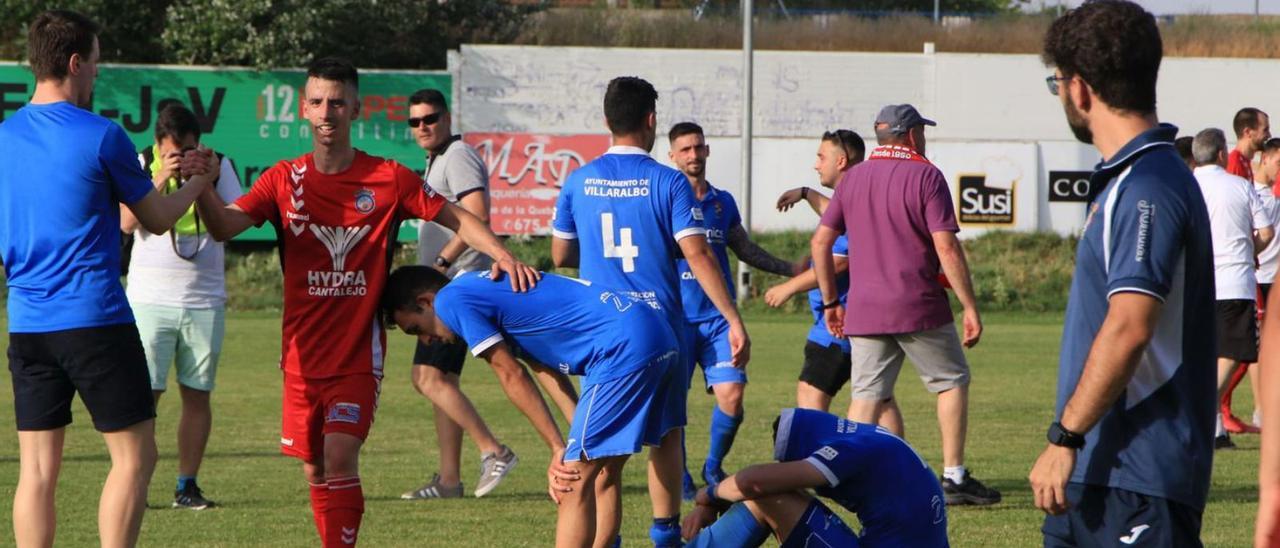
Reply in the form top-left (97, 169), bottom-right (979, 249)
top-left (1047, 421), bottom-right (1085, 449)
top-left (820, 300), bottom-right (841, 310)
top-left (801, 187), bottom-right (809, 199)
top-left (434, 256), bottom-right (452, 268)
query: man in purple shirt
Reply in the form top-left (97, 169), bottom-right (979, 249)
top-left (811, 104), bottom-right (1000, 506)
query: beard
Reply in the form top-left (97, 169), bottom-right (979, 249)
top-left (1063, 96), bottom-right (1093, 145)
top-left (684, 162), bottom-right (705, 177)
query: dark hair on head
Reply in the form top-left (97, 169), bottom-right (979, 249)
top-left (1174, 135), bottom-right (1194, 163)
top-left (604, 77), bottom-right (658, 136)
top-left (822, 129), bottom-right (866, 163)
top-left (409, 88), bottom-right (448, 112)
top-left (1234, 107), bottom-right (1268, 139)
top-left (668, 122), bottom-right (704, 143)
top-left (1042, 0), bottom-right (1161, 114)
top-left (382, 266), bottom-right (451, 323)
top-left (155, 103), bottom-right (201, 143)
top-left (1262, 138), bottom-right (1280, 156)
top-left (27, 10), bottom-right (99, 82)
top-left (307, 56), bottom-right (359, 90)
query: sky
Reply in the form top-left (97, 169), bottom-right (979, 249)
top-left (1019, 0), bottom-right (1280, 15)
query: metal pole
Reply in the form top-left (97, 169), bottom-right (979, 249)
top-left (737, 0), bottom-right (753, 302)
top-left (934, 0), bottom-right (941, 24)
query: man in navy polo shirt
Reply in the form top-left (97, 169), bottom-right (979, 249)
top-left (1031, 1), bottom-right (1216, 546)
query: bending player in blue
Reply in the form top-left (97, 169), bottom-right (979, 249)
top-left (667, 122), bottom-right (801, 495)
top-left (382, 265), bottom-right (685, 548)
top-left (682, 408), bottom-right (949, 548)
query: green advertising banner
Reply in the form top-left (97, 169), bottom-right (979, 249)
top-left (0, 62), bottom-right (449, 241)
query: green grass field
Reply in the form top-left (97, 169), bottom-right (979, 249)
top-left (0, 311), bottom-right (1260, 546)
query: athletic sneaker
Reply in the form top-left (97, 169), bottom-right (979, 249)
top-left (475, 445), bottom-right (518, 498)
top-left (941, 471), bottom-right (1001, 506)
top-left (1223, 413), bottom-right (1261, 434)
top-left (173, 481), bottom-right (215, 510)
top-left (401, 473), bottom-right (463, 500)
top-left (1214, 435), bottom-right (1237, 450)
top-left (682, 470), bottom-right (697, 502)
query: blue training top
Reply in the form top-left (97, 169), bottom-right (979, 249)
top-left (774, 408), bottom-right (948, 547)
top-left (677, 184), bottom-right (740, 323)
top-left (1057, 124), bottom-right (1216, 510)
top-left (806, 235), bottom-right (851, 350)
top-left (434, 272), bottom-right (678, 384)
top-left (0, 102), bottom-right (153, 333)
top-left (552, 147), bottom-right (706, 332)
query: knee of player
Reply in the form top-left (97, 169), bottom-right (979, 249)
top-left (718, 386), bottom-right (745, 413)
top-left (412, 366), bottom-right (451, 394)
top-left (322, 441), bottom-right (362, 477)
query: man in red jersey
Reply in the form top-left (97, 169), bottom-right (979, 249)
top-left (196, 57), bottom-right (540, 547)
top-left (1223, 107), bottom-right (1272, 435)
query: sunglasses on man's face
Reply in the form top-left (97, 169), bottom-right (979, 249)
top-left (407, 112), bottom-right (443, 128)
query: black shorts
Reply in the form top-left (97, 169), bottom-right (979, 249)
top-left (1216, 299), bottom-right (1258, 362)
top-left (8, 323), bottom-right (156, 432)
top-left (1262, 283), bottom-right (1272, 308)
top-left (798, 341), bottom-right (851, 397)
top-left (1043, 483), bottom-right (1202, 548)
top-left (413, 338), bottom-right (467, 375)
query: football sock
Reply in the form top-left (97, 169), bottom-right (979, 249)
top-left (1216, 413), bottom-right (1226, 437)
top-left (324, 476), bottom-right (364, 547)
top-left (176, 475), bottom-right (196, 492)
top-left (607, 534), bottom-right (622, 548)
top-left (704, 406), bottom-right (742, 482)
top-left (649, 516), bottom-right (682, 547)
top-left (1256, 408), bottom-right (1264, 428)
top-left (943, 465), bottom-right (967, 485)
top-left (308, 481), bottom-right (328, 540)
top-left (685, 503), bottom-right (770, 548)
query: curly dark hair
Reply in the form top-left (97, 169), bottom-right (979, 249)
top-left (1042, 0), bottom-right (1161, 115)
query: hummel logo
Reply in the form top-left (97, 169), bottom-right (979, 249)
top-left (311, 225), bottom-right (371, 271)
top-left (1120, 524), bottom-right (1150, 545)
top-left (293, 185), bottom-right (304, 197)
top-left (341, 526), bottom-right (357, 544)
top-left (280, 437), bottom-right (294, 446)
top-left (290, 163), bottom-right (306, 185)
top-left (290, 222), bottom-right (305, 236)
top-left (291, 195), bottom-right (304, 210)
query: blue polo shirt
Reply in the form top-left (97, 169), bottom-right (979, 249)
top-left (0, 102), bottom-right (153, 333)
top-left (1056, 123), bottom-right (1216, 510)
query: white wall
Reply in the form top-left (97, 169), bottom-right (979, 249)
top-left (456, 45), bottom-right (1273, 236)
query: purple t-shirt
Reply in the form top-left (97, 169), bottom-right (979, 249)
top-left (819, 147), bottom-right (959, 335)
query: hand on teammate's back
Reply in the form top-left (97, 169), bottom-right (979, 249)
top-left (490, 257), bottom-right (541, 292)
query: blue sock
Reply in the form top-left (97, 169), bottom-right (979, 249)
top-left (704, 406), bottom-right (743, 483)
top-left (608, 534), bottom-right (621, 548)
top-left (649, 516), bottom-right (681, 547)
top-left (176, 475), bottom-right (196, 491)
top-left (686, 503), bottom-right (770, 548)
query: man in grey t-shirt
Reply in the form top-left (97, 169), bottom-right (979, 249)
top-left (402, 89), bottom-right (516, 499)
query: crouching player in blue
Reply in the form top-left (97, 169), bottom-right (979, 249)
top-left (382, 265), bottom-right (686, 547)
top-left (682, 408), bottom-right (949, 547)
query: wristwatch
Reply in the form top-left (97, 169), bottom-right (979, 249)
top-left (1046, 422), bottom-right (1085, 449)
top-left (434, 256), bottom-right (452, 269)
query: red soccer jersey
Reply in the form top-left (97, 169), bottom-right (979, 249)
top-left (1228, 149), bottom-right (1254, 182)
top-left (236, 150), bottom-right (445, 379)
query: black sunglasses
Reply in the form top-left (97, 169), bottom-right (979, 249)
top-left (407, 112), bottom-right (444, 128)
top-left (823, 129), bottom-right (862, 161)
top-left (1045, 75), bottom-right (1070, 96)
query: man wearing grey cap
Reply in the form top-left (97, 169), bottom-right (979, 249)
top-left (811, 104), bottom-right (1000, 506)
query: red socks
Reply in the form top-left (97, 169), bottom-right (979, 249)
top-left (323, 476), bottom-right (364, 547)
top-left (309, 481), bottom-right (328, 540)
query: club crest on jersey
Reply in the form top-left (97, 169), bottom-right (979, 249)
top-left (422, 180), bottom-right (438, 198)
top-left (354, 189), bottom-right (375, 214)
top-left (713, 201), bottom-right (723, 216)
top-left (326, 402), bottom-right (361, 424)
top-left (691, 206), bottom-right (704, 221)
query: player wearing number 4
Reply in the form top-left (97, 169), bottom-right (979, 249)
top-left (668, 122), bottom-right (802, 498)
top-left (552, 76), bottom-right (750, 547)
top-left (681, 408), bottom-right (948, 547)
top-left (382, 266), bottom-right (683, 548)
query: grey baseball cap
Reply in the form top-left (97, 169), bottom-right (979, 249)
top-left (875, 104), bottom-right (937, 135)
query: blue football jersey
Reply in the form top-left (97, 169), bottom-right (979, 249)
top-left (434, 272), bottom-right (678, 384)
top-left (774, 408), bottom-right (948, 547)
top-left (552, 148), bottom-right (706, 329)
top-left (806, 235), bottom-right (851, 350)
top-left (677, 185), bottom-right (740, 322)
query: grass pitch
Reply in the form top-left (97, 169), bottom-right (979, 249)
top-left (0, 312), bottom-right (1259, 546)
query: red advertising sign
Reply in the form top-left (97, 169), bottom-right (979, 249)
top-left (465, 133), bottom-right (610, 235)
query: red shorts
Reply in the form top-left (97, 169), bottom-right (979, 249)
top-left (280, 372), bottom-right (381, 462)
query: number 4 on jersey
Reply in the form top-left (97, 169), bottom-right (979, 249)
top-left (600, 213), bottom-right (640, 272)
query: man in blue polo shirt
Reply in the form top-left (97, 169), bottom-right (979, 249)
top-left (667, 121), bottom-right (800, 494)
top-left (1031, 2), bottom-right (1216, 545)
top-left (681, 408), bottom-right (948, 547)
top-left (0, 10), bottom-right (219, 547)
top-left (381, 266), bottom-right (681, 548)
top-left (551, 76), bottom-right (749, 547)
